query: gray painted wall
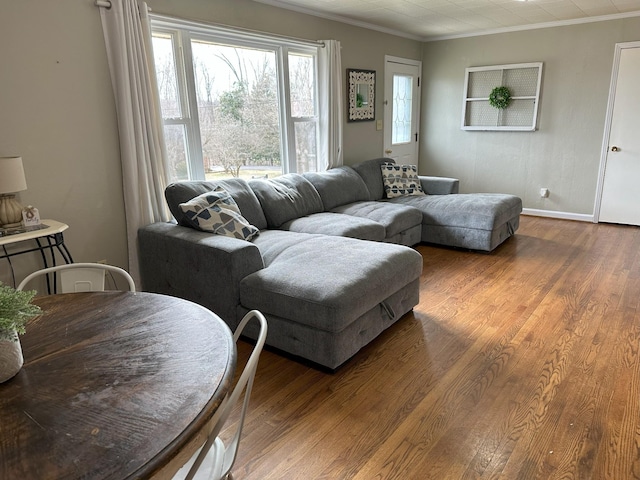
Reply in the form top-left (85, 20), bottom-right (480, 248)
top-left (0, 0), bottom-right (125, 285)
top-left (421, 18), bottom-right (640, 217)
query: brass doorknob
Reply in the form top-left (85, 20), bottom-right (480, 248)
top-left (611, 146), bottom-right (620, 152)
top-left (385, 149), bottom-right (392, 154)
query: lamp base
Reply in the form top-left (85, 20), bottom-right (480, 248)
top-left (0, 194), bottom-right (24, 228)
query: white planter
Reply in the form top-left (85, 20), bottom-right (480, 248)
top-left (0, 330), bottom-right (24, 383)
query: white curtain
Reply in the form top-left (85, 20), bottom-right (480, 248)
top-left (318, 40), bottom-right (343, 170)
top-left (99, 0), bottom-right (171, 284)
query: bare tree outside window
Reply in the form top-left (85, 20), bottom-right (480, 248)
top-left (152, 34), bottom-right (189, 181)
top-left (193, 42), bottom-right (281, 179)
top-left (289, 53), bottom-right (318, 173)
top-left (151, 26), bottom-right (320, 183)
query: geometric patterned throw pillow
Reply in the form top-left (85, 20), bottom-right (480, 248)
top-left (179, 186), bottom-right (260, 241)
top-left (380, 163), bottom-right (426, 198)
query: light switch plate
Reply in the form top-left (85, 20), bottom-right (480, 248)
top-left (376, 119), bottom-right (383, 130)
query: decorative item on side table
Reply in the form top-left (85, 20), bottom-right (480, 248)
top-left (0, 282), bottom-right (42, 383)
top-left (0, 156), bottom-right (28, 228)
top-left (347, 69), bottom-right (375, 122)
top-left (22, 205), bottom-right (41, 227)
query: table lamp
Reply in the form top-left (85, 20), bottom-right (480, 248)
top-left (0, 156), bottom-right (28, 228)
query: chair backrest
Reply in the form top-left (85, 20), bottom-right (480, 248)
top-left (174, 310), bottom-right (267, 480)
top-left (17, 263), bottom-right (136, 293)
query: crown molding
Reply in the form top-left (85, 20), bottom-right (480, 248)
top-left (426, 10), bottom-right (640, 42)
top-left (252, 0), bottom-right (640, 43)
top-left (251, 0), bottom-right (424, 41)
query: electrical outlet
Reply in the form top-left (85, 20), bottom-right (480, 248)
top-left (540, 188), bottom-right (549, 198)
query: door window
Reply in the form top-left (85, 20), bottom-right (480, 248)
top-left (392, 74), bottom-right (413, 145)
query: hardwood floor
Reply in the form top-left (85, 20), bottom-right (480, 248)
top-left (227, 216), bottom-right (640, 479)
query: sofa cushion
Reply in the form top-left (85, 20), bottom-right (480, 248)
top-left (237, 278), bottom-right (419, 369)
top-left (240, 232), bottom-right (422, 332)
top-left (282, 212), bottom-right (385, 241)
top-left (165, 179), bottom-right (268, 230)
top-left (331, 201), bottom-right (422, 238)
top-left (179, 188), bottom-right (260, 240)
top-left (249, 174), bottom-right (324, 228)
top-left (381, 163), bottom-right (425, 198)
top-left (351, 157), bottom-right (394, 200)
top-left (388, 193), bottom-right (522, 231)
top-left (303, 167), bottom-right (370, 210)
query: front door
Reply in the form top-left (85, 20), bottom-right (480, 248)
top-left (598, 43), bottom-right (640, 226)
top-left (383, 56), bottom-right (421, 166)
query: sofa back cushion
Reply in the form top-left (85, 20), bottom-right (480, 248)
top-left (249, 174), bottom-right (323, 228)
top-left (351, 157), bottom-right (395, 200)
top-left (165, 178), bottom-right (268, 230)
top-left (303, 166), bottom-right (370, 210)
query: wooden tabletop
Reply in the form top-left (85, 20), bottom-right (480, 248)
top-left (0, 291), bottom-right (236, 480)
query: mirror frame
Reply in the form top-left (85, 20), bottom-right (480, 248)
top-left (347, 69), bottom-right (376, 122)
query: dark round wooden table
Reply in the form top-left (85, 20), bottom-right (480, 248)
top-left (0, 291), bottom-right (236, 480)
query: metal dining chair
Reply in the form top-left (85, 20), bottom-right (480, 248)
top-left (173, 310), bottom-right (268, 480)
top-left (17, 262), bottom-right (136, 293)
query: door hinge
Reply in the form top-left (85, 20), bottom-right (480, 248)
top-left (417, 77), bottom-right (420, 87)
top-left (415, 133), bottom-right (418, 142)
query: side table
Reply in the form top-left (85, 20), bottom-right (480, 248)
top-left (0, 220), bottom-right (74, 292)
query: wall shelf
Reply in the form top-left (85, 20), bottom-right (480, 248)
top-left (461, 62), bottom-right (543, 131)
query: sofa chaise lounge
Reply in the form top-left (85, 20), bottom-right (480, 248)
top-left (139, 158), bottom-right (522, 369)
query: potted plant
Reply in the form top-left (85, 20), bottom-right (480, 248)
top-left (0, 282), bottom-right (42, 383)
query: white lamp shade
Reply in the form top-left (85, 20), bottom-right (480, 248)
top-left (0, 157), bottom-right (28, 194)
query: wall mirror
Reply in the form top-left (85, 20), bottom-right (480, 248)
top-left (347, 69), bottom-right (375, 122)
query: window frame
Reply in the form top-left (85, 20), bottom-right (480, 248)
top-left (150, 15), bottom-right (321, 181)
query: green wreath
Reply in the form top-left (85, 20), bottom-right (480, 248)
top-left (489, 86), bottom-right (511, 109)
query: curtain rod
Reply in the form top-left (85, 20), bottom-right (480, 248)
top-left (94, 1), bottom-right (153, 11)
top-left (94, 2), bottom-right (323, 47)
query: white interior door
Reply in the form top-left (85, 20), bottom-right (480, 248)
top-left (598, 44), bottom-right (640, 226)
top-left (383, 56), bottom-right (421, 166)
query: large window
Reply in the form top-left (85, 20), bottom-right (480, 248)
top-left (151, 18), bottom-right (321, 182)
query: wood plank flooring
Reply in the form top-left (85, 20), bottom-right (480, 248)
top-left (226, 216), bottom-right (640, 479)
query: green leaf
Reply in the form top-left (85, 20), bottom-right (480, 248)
top-left (0, 282), bottom-right (42, 336)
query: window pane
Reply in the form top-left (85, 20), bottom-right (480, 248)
top-left (289, 53), bottom-right (315, 118)
top-left (294, 121), bottom-right (317, 173)
top-left (152, 34), bottom-right (182, 118)
top-left (392, 74), bottom-right (413, 145)
top-left (191, 41), bottom-right (282, 180)
top-left (164, 125), bottom-right (189, 181)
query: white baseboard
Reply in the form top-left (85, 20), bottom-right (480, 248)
top-left (522, 208), bottom-right (594, 223)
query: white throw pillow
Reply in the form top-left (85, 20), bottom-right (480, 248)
top-left (381, 163), bottom-right (426, 198)
top-left (179, 187), bottom-right (260, 241)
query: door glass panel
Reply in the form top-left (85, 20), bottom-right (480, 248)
top-left (392, 74), bottom-right (413, 145)
top-left (191, 41), bottom-right (282, 180)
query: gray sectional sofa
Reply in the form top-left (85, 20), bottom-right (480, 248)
top-left (138, 158), bottom-right (522, 369)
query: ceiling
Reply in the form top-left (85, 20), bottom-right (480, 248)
top-left (253, 0), bottom-right (640, 41)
